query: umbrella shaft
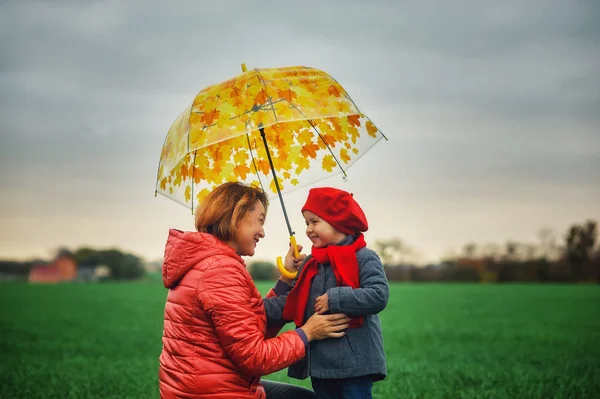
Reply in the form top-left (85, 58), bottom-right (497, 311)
top-left (260, 128), bottom-right (294, 237)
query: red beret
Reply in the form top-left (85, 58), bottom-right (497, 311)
top-left (301, 187), bottom-right (368, 235)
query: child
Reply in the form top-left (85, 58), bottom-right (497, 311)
top-left (283, 187), bottom-right (389, 399)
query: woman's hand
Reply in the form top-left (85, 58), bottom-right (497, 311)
top-left (279, 243), bottom-right (306, 284)
top-left (300, 313), bottom-right (350, 342)
top-left (285, 243), bottom-right (305, 272)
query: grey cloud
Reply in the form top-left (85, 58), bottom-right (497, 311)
top-left (1, 0), bottom-right (599, 193)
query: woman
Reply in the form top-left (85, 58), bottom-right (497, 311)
top-left (159, 182), bottom-right (350, 398)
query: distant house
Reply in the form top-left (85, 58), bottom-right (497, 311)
top-left (76, 265), bottom-right (111, 282)
top-left (28, 263), bottom-right (61, 283)
top-left (28, 252), bottom-right (77, 283)
top-left (76, 265), bottom-right (96, 282)
top-left (0, 271), bottom-right (19, 282)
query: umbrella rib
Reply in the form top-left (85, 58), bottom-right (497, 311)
top-left (306, 119), bottom-right (348, 178)
top-left (326, 74), bottom-right (389, 141)
top-left (319, 71), bottom-right (355, 104)
top-left (224, 100), bottom-right (285, 123)
top-left (191, 150), bottom-right (196, 213)
top-left (154, 131), bottom-right (170, 197)
top-left (157, 104), bottom-right (194, 197)
top-left (246, 132), bottom-right (265, 193)
top-left (186, 103), bottom-right (193, 153)
top-left (254, 69), bottom-right (279, 124)
top-left (283, 100), bottom-right (348, 178)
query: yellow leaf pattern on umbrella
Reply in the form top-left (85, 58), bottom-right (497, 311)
top-left (340, 148), bottom-right (351, 164)
top-left (322, 155), bottom-right (337, 172)
top-left (193, 167), bottom-right (204, 184)
top-left (269, 178), bottom-right (282, 193)
top-left (366, 120), bottom-right (378, 138)
top-left (156, 66), bottom-right (386, 210)
top-left (295, 156), bottom-right (310, 174)
top-left (234, 164), bottom-right (251, 180)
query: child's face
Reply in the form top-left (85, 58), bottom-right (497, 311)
top-left (303, 210), bottom-right (346, 248)
top-left (234, 200), bottom-right (266, 256)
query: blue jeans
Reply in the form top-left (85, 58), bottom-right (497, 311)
top-left (262, 379), bottom-right (316, 398)
top-left (311, 376), bottom-right (373, 399)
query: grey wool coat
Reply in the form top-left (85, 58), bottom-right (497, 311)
top-left (264, 235), bottom-right (389, 381)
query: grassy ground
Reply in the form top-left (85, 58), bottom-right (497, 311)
top-left (0, 282), bottom-right (598, 398)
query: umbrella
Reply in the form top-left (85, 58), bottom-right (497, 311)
top-left (155, 64), bottom-right (387, 277)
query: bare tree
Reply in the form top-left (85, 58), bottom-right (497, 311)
top-left (504, 241), bottom-right (518, 261)
top-left (481, 243), bottom-right (502, 261)
top-left (565, 220), bottom-right (597, 279)
top-left (374, 237), bottom-right (418, 266)
top-left (463, 242), bottom-right (477, 258)
top-left (538, 228), bottom-right (560, 260)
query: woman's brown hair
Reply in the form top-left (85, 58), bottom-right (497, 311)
top-left (195, 182), bottom-right (269, 242)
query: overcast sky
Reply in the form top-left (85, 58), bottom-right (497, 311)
top-left (1, 0), bottom-right (599, 264)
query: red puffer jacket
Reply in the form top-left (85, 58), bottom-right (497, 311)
top-left (159, 229), bottom-right (305, 399)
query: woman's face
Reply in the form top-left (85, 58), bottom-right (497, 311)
top-left (232, 200), bottom-right (266, 256)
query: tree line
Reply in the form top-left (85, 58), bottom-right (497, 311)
top-left (2, 219), bottom-right (598, 284)
top-left (0, 247), bottom-right (146, 281)
top-left (377, 220), bottom-right (599, 283)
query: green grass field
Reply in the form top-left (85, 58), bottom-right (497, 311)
top-left (1, 282), bottom-right (598, 398)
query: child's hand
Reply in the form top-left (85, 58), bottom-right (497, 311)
top-left (314, 293), bottom-right (329, 314)
top-left (284, 243), bottom-right (305, 274)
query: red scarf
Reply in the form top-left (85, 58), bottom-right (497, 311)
top-left (283, 234), bottom-right (366, 328)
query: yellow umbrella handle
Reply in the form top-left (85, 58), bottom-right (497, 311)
top-left (276, 235), bottom-right (300, 279)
